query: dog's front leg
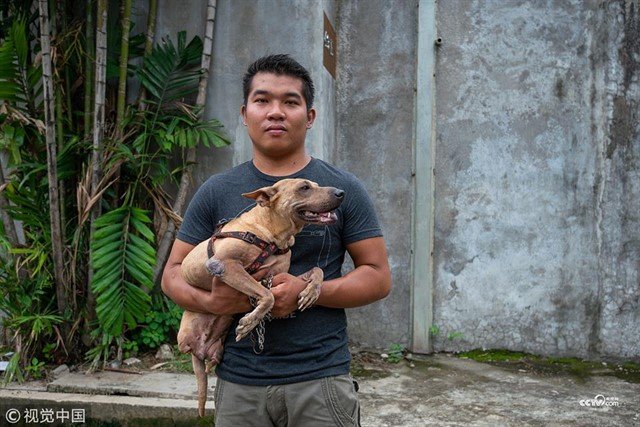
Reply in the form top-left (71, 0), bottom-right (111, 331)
top-left (297, 267), bottom-right (324, 310)
top-left (208, 257), bottom-right (275, 341)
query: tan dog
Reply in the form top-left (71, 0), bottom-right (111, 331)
top-left (177, 178), bottom-right (344, 416)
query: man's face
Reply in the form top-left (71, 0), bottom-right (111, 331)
top-left (241, 72), bottom-right (316, 159)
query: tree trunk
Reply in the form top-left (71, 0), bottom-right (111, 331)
top-left (84, 0), bottom-right (94, 137)
top-left (0, 161), bottom-right (19, 249)
top-left (38, 0), bottom-right (67, 316)
top-left (52, 0), bottom-right (68, 249)
top-left (115, 0), bottom-right (132, 130)
top-left (86, 0), bottom-right (108, 333)
top-left (137, 0), bottom-right (157, 110)
top-left (153, 0), bottom-right (218, 283)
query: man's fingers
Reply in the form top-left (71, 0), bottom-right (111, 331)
top-left (270, 272), bottom-right (291, 287)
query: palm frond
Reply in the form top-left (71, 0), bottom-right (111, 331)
top-left (0, 18), bottom-right (40, 113)
top-left (90, 206), bottom-right (154, 336)
top-left (137, 31), bottom-right (203, 107)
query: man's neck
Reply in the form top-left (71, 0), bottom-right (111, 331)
top-left (252, 152), bottom-right (312, 177)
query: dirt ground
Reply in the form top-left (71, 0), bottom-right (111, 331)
top-left (2, 348), bottom-right (639, 426)
top-left (351, 351), bottom-right (640, 426)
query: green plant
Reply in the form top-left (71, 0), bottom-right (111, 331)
top-left (428, 325), bottom-right (463, 341)
top-left (131, 296), bottom-right (182, 350)
top-left (163, 350), bottom-right (194, 373)
top-left (386, 344), bottom-right (406, 364)
top-left (0, 1), bottom-right (228, 380)
top-left (448, 331), bottom-right (464, 341)
top-left (121, 339), bottom-right (139, 359)
top-left (90, 206), bottom-right (156, 336)
top-left (25, 357), bottom-right (45, 379)
top-left (42, 343), bottom-right (56, 362)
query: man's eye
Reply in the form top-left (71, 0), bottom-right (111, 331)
top-left (255, 98), bottom-right (267, 103)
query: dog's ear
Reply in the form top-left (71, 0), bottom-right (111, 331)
top-left (242, 186), bottom-right (277, 207)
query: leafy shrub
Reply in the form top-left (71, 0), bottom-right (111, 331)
top-left (130, 296), bottom-right (183, 351)
top-left (387, 344), bottom-right (406, 364)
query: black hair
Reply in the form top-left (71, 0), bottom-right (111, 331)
top-left (242, 54), bottom-right (315, 110)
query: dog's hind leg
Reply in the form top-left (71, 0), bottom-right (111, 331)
top-left (297, 267), bottom-right (324, 311)
top-left (211, 258), bottom-right (275, 341)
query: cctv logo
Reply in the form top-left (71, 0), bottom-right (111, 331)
top-left (579, 395), bottom-right (620, 407)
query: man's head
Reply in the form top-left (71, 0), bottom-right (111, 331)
top-left (243, 54), bottom-right (315, 111)
top-left (241, 55), bottom-right (317, 160)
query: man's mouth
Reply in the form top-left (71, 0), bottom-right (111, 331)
top-left (298, 210), bottom-right (338, 224)
top-left (266, 125), bottom-right (286, 135)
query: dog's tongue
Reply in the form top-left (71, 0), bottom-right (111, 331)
top-left (319, 212), bottom-right (337, 223)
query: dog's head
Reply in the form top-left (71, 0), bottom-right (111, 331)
top-left (242, 178), bottom-right (344, 226)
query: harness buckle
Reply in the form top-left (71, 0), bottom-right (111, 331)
top-left (242, 232), bottom-right (256, 244)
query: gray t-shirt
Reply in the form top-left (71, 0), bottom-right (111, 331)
top-left (177, 158), bottom-right (382, 385)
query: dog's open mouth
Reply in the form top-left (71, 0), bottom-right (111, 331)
top-left (299, 210), bottom-right (338, 224)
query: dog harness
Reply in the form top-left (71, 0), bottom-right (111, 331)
top-left (206, 221), bottom-right (291, 274)
top-left (207, 221), bottom-right (291, 354)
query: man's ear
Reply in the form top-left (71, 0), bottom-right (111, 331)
top-left (242, 186), bottom-right (277, 207)
top-left (306, 107), bottom-right (317, 128)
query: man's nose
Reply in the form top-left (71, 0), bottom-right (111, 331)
top-left (267, 102), bottom-right (285, 120)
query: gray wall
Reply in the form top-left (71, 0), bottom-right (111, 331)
top-left (153, 0), bottom-right (639, 359)
top-left (335, 0), bottom-right (418, 348)
top-left (196, 0), bottom-right (336, 188)
top-left (432, 0), bottom-right (639, 359)
top-left (153, 0), bottom-right (337, 193)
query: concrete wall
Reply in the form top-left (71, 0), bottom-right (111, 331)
top-left (151, 0), bottom-right (639, 359)
top-left (335, 0), bottom-right (418, 348)
top-left (173, 0), bottom-right (336, 188)
top-left (151, 0), bottom-right (336, 193)
top-left (432, 0), bottom-right (639, 360)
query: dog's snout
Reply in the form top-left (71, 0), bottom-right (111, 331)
top-left (334, 189), bottom-right (345, 199)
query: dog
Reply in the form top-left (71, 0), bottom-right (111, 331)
top-left (177, 178), bottom-right (344, 416)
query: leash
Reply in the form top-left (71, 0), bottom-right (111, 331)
top-left (250, 275), bottom-right (274, 354)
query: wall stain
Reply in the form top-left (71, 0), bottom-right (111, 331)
top-left (554, 78), bottom-right (564, 100)
top-left (607, 2), bottom-right (639, 159)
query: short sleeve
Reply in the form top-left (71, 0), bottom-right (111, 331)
top-left (341, 176), bottom-right (383, 245)
top-left (176, 181), bottom-right (217, 245)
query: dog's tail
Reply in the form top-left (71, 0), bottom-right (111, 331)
top-left (192, 354), bottom-right (207, 417)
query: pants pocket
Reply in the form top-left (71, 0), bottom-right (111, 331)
top-left (322, 375), bottom-right (360, 427)
top-left (214, 377), bottom-right (225, 411)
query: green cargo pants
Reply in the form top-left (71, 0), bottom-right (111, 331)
top-left (214, 374), bottom-right (361, 427)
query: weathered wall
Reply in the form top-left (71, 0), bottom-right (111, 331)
top-left (196, 1), bottom-right (334, 187)
top-left (335, 0), bottom-right (418, 348)
top-left (152, 0), bottom-right (336, 194)
top-left (433, 0), bottom-right (639, 359)
top-left (150, 0), bottom-right (639, 359)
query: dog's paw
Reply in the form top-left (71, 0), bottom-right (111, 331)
top-left (298, 283), bottom-right (321, 311)
top-left (235, 314), bottom-right (261, 341)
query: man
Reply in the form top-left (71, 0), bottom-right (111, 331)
top-left (162, 54), bottom-right (391, 426)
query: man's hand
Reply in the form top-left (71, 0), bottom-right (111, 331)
top-left (270, 273), bottom-right (307, 318)
top-left (203, 268), bottom-right (275, 315)
top-left (205, 277), bottom-right (252, 315)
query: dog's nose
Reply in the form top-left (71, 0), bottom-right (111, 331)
top-left (334, 189), bottom-right (345, 199)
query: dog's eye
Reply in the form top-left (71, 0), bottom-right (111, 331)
top-left (299, 185), bottom-right (310, 191)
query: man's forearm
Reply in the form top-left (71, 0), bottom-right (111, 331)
top-left (162, 263), bottom-right (252, 315)
top-left (316, 264), bottom-right (391, 308)
top-left (161, 265), bottom-right (213, 314)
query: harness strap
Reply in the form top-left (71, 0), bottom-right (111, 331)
top-left (206, 222), bottom-right (290, 275)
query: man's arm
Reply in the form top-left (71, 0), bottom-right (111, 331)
top-left (161, 239), bottom-right (251, 315)
top-left (317, 236), bottom-right (391, 307)
top-left (269, 237), bottom-right (391, 317)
